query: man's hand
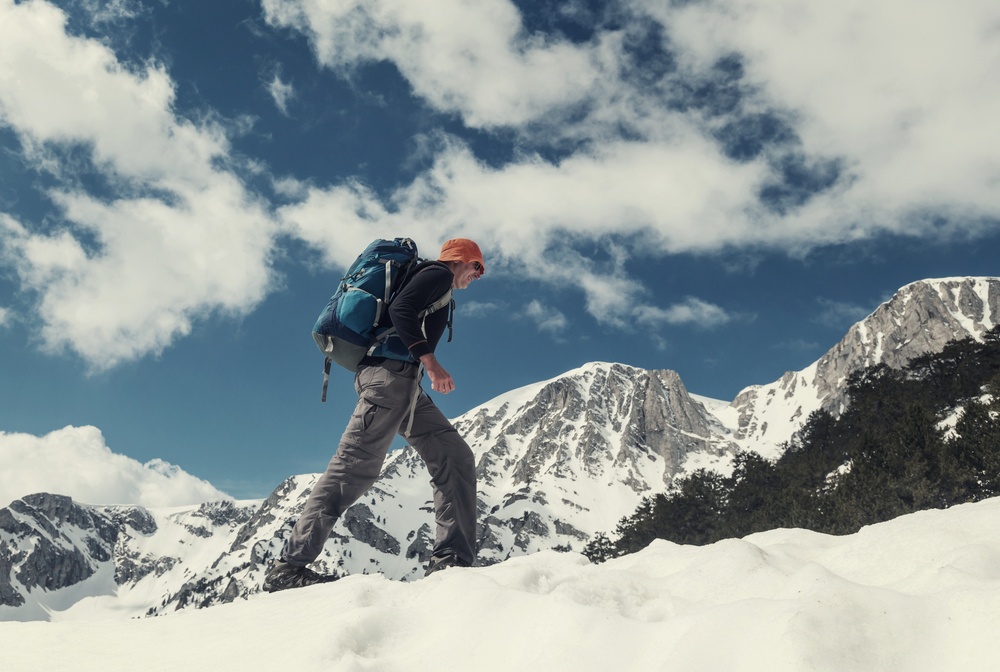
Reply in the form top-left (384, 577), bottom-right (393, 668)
top-left (419, 353), bottom-right (455, 394)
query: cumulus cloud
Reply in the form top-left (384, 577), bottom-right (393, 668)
top-left (0, 426), bottom-right (230, 508)
top-left (0, 0), bottom-right (277, 370)
top-left (276, 140), bottom-right (759, 329)
top-left (261, 0), bottom-right (602, 128)
top-left (262, 0), bottom-right (1000, 340)
top-left (3, 0), bottom-right (999, 367)
top-left (269, 0), bottom-right (1000, 252)
top-left (651, 0), bottom-right (1000, 235)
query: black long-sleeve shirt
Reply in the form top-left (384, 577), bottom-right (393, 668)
top-left (386, 262), bottom-right (453, 361)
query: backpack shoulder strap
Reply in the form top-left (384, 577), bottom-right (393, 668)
top-left (368, 263), bottom-right (456, 356)
top-left (412, 261), bottom-right (454, 341)
top-left (402, 260), bottom-right (453, 318)
top-left (420, 286), bottom-right (452, 317)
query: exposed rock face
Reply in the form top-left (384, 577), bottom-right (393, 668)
top-left (0, 542), bottom-right (23, 607)
top-left (0, 494), bottom-right (120, 603)
top-left (816, 278), bottom-right (1000, 407)
top-left (0, 492), bottom-right (259, 619)
top-left (458, 362), bottom-right (736, 563)
top-left (343, 504), bottom-right (401, 555)
top-left (467, 364), bottom-right (731, 491)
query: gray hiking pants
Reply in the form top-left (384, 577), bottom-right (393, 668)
top-left (282, 359), bottom-right (477, 568)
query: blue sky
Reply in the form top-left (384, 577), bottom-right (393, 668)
top-left (1, 0), bottom-right (998, 502)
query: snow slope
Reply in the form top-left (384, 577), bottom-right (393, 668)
top-left (3, 497), bottom-right (1000, 672)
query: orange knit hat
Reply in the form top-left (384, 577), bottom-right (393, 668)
top-left (437, 238), bottom-right (485, 274)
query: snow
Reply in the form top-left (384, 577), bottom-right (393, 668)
top-left (462, 361), bottom-right (638, 418)
top-left (688, 392), bottom-right (729, 414)
top-left (461, 367), bottom-right (565, 416)
top-left (711, 360), bottom-right (824, 461)
top-left (4, 498), bottom-right (1000, 672)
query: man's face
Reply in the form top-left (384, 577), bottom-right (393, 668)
top-left (452, 260), bottom-right (483, 290)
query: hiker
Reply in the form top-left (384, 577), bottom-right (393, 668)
top-left (264, 238), bottom-right (486, 591)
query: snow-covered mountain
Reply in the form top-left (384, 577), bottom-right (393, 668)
top-left (459, 364), bottom-right (738, 560)
top-left (2, 276), bottom-right (998, 621)
top-left (2, 363), bottom-right (735, 619)
top-left (726, 277), bottom-right (1000, 457)
top-left (0, 493), bottom-right (257, 620)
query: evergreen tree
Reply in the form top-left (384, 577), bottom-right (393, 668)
top-left (588, 327), bottom-right (1000, 561)
top-left (948, 398), bottom-right (1000, 500)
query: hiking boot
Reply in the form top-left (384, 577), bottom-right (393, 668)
top-left (424, 554), bottom-right (471, 577)
top-left (263, 560), bottom-right (338, 593)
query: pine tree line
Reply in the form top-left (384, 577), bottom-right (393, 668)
top-left (585, 326), bottom-right (1000, 562)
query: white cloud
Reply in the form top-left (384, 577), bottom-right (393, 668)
top-left (267, 73), bottom-right (296, 115)
top-left (74, 0), bottom-right (144, 25)
top-left (651, 0), bottom-right (1000, 236)
top-left (814, 298), bottom-right (874, 328)
top-left (276, 140), bottom-right (758, 328)
top-left (0, 1), bottom-right (214, 181)
top-left (0, 426), bottom-right (229, 508)
top-left (635, 297), bottom-right (734, 329)
top-left (261, 0), bottom-right (602, 128)
top-left (459, 300), bottom-right (504, 318)
top-left (3, 0), bottom-right (998, 371)
top-left (262, 0), bottom-right (1000, 345)
top-left (0, 0), bottom-right (277, 370)
top-left (270, 0), bottom-right (1000, 255)
top-left (523, 299), bottom-right (569, 334)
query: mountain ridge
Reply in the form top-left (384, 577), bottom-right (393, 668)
top-left (2, 275), bottom-right (998, 621)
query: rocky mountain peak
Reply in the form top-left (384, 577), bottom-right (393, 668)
top-left (729, 277), bottom-right (1000, 453)
top-left (815, 277), bottom-right (1000, 410)
top-left (459, 361), bottom-right (731, 488)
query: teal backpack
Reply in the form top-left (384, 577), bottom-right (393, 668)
top-left (312, 238), bottom-right (453, 402)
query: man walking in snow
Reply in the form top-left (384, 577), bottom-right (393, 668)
top-left (264, 238), bottom-right (486, 591)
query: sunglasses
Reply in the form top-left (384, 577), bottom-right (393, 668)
top-left (472, 261), bottom-right (483, 273)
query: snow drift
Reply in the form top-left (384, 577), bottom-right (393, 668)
top-left (3, 497), bottom-right (999, 672)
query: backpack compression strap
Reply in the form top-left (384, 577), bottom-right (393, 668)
top-left (319, 258), bottom-right (413, 402)
top-left (321, 357), bottom-right (332, 403)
